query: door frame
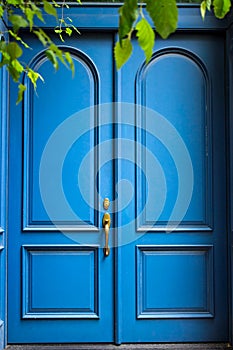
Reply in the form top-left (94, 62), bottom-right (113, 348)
top-left (226, 21), bottom-right (233, 346)
top-left (2, 3), bottom-right (233, 348)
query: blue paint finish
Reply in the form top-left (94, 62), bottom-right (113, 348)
top-left (0, 20), bottom-right (8, 350)
top-left (137, 246), bottom-right (214, 318)
top-left (23, 46), bottom-right (99, 229)
top-left (226, 23), bottom-right (233, 344)
top-left (118, 33), bottom-right (228, 342)
top-left (7, 6), bottom-right (230, 346)
top-left (10, 5), bottom-right (231, 30)
top-left (22, 246), bottom-right (99, 318)
top-left (136, 48), bottom-right (212, 229)
top-left (8, 33), bottom-right (114, 343)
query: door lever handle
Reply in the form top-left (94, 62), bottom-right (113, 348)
top-left (102, 213), bottom-right (111, 257)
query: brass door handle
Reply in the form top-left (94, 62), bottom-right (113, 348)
top-left (102, 213), bottom-right (111, 257)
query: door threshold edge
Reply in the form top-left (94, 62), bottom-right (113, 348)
top-left (5, 343), bottom-right (233, 350)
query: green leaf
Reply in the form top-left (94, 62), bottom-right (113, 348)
top-left (65, 27), bottom-right (73, 36)
top-left (64, 51), bottom-right (75, 76)
top-left (6, 42), bottom-right (23, 60)
top-left (213, 0), bottom-right (231, 18)
top-left (200, 0), bottom-right (207, 19)
top-left (45, 49), bottom-right (59, 70)
top-left (9, 30), bottom-right (30, 49)
top-left (206, 0), bottom-right (212, 10)
top-left (114, 38), bottom-right (133, 70)
top-left (7, 59), bottom-right (24, 82)
top-left (52, 0), bottom-right (61, 7)
top-left (27, 68), bottom-right (44, 90)
top-left (16, 83), bottom-right (26, 105)
top-left (0, 51), bottom-right (10, 68)
top-left (136, 18), bottom-right (155, 63)
top-left (49, 44), bottom-right (65, 64)
top-left (201, 0), bottom-right (212, 17)
top-left (54, 28), bottom-right (63, 34)
top-left (30, 2), bottom-right (44, 23)
top-left (11, 58), bottom-right (24, 74)
top-left (59, 33), bottom-right (65, 42)
top-left (118, 0), bottom-right (138, 42)
top-left (43, 0), bottom-right (58, 19)
top-left (8, 14), bottom-right (28, 32)
top-left (33, 29), bottom-right (51, 47)
top-left (6, 0), bottom-right (21, 5)
top-left (0, 41), bottom-right (7, 55)
top-left (25, 8), bottom-right (34, 30)
top-left (0, 5), bottom-right (4, 18)
top-left (146, 0), bottom-right (178, 39)
top-left (70, 24), bottom-right (81, 34)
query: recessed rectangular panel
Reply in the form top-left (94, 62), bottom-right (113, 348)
top-left (136, 50), bottom-right (212, 231)
top-left (23, 53), bottom-right (100, 231)
top-left (22, 245), bottom-right (99, 319)
top-left (136, 245), bottom-right (214, 319)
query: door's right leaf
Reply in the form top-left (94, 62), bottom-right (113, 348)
top-left (114, 38), bottom-right (133, 70)
top-left (136, 18), bottom-right (155, 63)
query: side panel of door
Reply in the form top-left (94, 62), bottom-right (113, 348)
top-left (8, 32), bottom-right (115, 343)
top-left (117, 33), bottom-right (228, 342)
top-left (227, 23), bottom-right (233, 344)
top-left (0, 20), bottom-right (7, 350)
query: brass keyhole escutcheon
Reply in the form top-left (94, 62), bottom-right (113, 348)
top-left (103, 198), bottom-right (110, 210)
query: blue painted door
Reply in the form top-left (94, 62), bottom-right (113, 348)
top-left (8, 32), bottom-right (115, 343)
top-left (8, 29), bottom-right (228, 343)
top-left (117, 33), bottom-right (228, 342)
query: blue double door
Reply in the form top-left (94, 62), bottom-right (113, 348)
top-left (8, 31), bottom-right (228, 343)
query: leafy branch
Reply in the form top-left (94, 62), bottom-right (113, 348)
top-left (114, 0), bottom-right (231, 69)
top-left (0, 0), bottom-right (80, 103)
top-left (0, 0), bottom-right (232, 103)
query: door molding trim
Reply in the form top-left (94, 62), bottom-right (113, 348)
top-left (5, 4), bottom-right (233, 349)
